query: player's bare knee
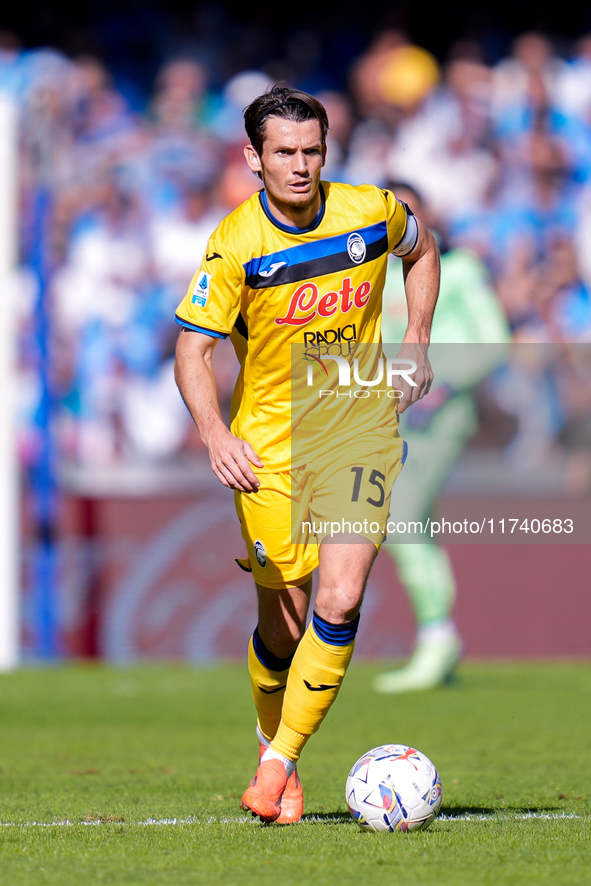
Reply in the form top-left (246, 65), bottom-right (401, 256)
top-left (315, 584), bottom-right (364, 625)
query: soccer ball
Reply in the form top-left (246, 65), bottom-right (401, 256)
top-left (345, 744), bottom-right (442, 832)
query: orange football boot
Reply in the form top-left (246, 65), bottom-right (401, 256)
top-left (276, 766), bottom-right (304, 824)
top-left (241, 758), bottom-right (287, 822)
top-left (244, 740), bottom-right (304, 824)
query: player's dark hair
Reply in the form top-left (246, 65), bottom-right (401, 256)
top-left (244, 85), bottom-right (329, 156)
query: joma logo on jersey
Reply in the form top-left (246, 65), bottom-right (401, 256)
top-left (275, 277), bottom-right (371, 327)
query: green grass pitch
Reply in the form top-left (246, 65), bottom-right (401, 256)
top-left (0, 661), bottom-right (589, 885)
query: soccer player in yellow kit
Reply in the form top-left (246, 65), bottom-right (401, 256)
top-left (174, 86), bottom-right (440, 823)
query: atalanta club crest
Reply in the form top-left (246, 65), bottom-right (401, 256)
top-left (347, 233), bottom-right (366, 264)
top-left (254, 540), bottom-right (267, 567)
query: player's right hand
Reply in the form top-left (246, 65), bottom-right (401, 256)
top-left (207, 429), bottom-right (263, 493)
top-left (393, 342), bottom-right (434, 413)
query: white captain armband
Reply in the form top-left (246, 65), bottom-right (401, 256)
top-left (391, 203), bottom-right (419, 257)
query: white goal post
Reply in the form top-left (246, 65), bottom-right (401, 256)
top-left (0, 92), bottom-right (20, 670)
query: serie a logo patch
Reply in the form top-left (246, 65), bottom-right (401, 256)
top-left (191, 272), bottom-right (211, 307)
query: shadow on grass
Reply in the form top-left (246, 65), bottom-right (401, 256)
top-left (440, 803), bottom-right (564, 816)
top-left (296, 804), bottom-right (567, 825)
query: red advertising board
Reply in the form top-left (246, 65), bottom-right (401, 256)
top-left (21, 488), bottom-right (590, 662)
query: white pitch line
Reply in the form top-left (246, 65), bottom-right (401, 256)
top-left (0, 816), bottom-right (252, 828)
top-left (0, 812), bottom-right (584, 828)
top-left (436, 812), bottom-right (584, 821)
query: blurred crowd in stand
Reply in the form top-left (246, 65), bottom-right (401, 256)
top-left (1, 25), bottom-right (591, 486)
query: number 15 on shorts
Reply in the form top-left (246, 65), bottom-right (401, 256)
top-left (350, 466), bottom-right (386, 508)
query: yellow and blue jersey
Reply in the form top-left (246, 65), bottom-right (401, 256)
top-left (175, 181), bottom-right (415, 471)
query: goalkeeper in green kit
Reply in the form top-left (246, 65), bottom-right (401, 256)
top-left (376, 182), bottom-right (511, 694)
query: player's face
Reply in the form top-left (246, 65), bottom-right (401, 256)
top-left (244, 116), bottom-right (326, 223)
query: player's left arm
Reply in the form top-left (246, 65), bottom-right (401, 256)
top-left (395, 213), bottom-right (440, 412)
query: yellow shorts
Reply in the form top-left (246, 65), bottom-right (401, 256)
top-left (235, 430), bottom-right (406, 589)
